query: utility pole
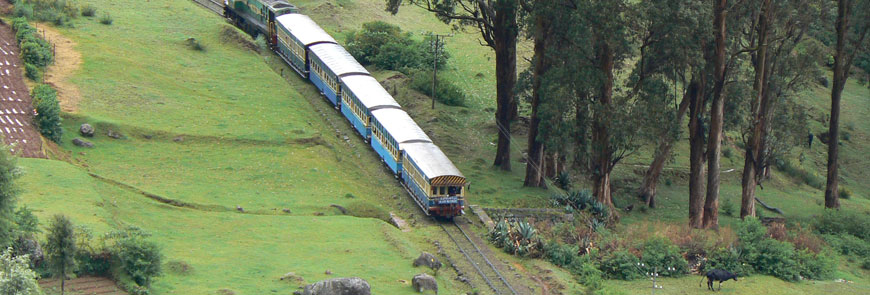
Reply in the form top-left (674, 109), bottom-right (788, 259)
top-left (430, 33), bottom-right (450, 109)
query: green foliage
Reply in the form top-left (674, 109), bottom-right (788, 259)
top-left (14, 206), bottom-right (40, 237)
top-left (822, 234), bottom-right (870, 257)
top-left (773, 157), bottom-right (824, 189)
top-left (13, 0), bottom-right (78, 26)
top-left (721, 198), bottom-right (735, 217)
top-left (0, 148), bottom-right (19, 247)
top-left (544, 241), bottom-right (579, 267)
top-left (409, 71), bottom-right (467, 106)
top-left (346, 21), bottom-right (448, 73)
top-left (600, 250), bottom-right (642, 280)
top-left (31, 84), bottom-right (63, 143)
top-left (20, 39), bottom-right (53, 68)
top-left (24, 63), bottom-right (40, 82)
top-left (838, 187), bottom-right (852, 199)
top-left (115, 236), bottom-right (162, 287)
top-left (722, 147), bottom-right (733, 158)
top-left (640, 237), bottom-right (688, 277)
top-left (45, 214), bottom-right (76, 283)
top-left (488, 220), bottom-right (543, 257)
top-left (796, 250), bottom-right (836, 280)
top-left (81, 4), bottom-right (95, 17)
top-left (99, 13), bottom-right (113, 25)
top-left (0, 247), bottom-right (42, 295)
top-left (753, 239), bottom-right (800, 281)
top-left (704, 246), bottom-right (752, 276)
top-left (813, 211), bottom-right (870, 240)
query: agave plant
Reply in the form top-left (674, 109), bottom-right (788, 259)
top-left (517, 221), bottom-right (537, 241)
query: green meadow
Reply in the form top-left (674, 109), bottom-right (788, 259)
top-left (12, 0), bottom-right (870, 294)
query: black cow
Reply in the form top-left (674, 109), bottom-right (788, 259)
top-left (699, 269), bottom-right (738, 291)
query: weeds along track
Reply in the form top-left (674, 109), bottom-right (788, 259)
top-left (192, 0), bottom-right (225, 15)
top-left (440, 219), bottom-right (519, 295)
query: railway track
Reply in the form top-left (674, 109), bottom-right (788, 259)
top-left (440, 219), bottom-right (519, 295)
top-left (192, 0), bottom-right (225, 15)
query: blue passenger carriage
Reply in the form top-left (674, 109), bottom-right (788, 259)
top-left (339, 75), bottom-right (402, 141)
top-left (308, 43), bottom-right (369, 106)
top-left (274, 14), bottom-right (337, 77)
top-left (402, 142), bottom-right (466, 217)
top-left (369, 108), bottom-right (431, 174)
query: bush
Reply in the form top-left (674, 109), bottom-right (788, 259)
top-left (20, 39), bottom-right (53, 67)
top-left (81, 4), bottom-right (95, 17)
top-left (100, 13), bottom-right (113, 25)
top-left (13, 0), bottom-right (77, 25)
top-left (773, 157), bottom-right (824, 189)
top-left (0, 247), bottom-right (42, 295)
top-left (838, 187), bottom-right (852, 199)
top-left (409, 71), bottom-right (467, 107)
top-left (753, 239), bottom-right (800, 281)
top-left (721, 198), bottom-right (735, 217)
top-left (14, 206), bottom-right (40, 236)
top-left (185, 38), bottom-right (205, 52)
top-left (24, 63), bottom-right (40, 81)
top-left (489, 220), bottom-right (543, 257)
top-left (813, 211), bottom-right (870, 240)
top-left (346, 21), bottom-right (448, 73)
top-left (640, 237), bottom-right (688, 277)
top-left (722, 148), bottom-right (733, 158)
top-left (822, 234), bottom-right (870, 257)
top-left (796, 250), bottom-right (836, 280)
top-left (544, 240), bottom-right (579, 267)
top-left (704, 247), bottom-right (752, 276)
top-left (600, 250), bottom-right (643, 280)
top-left (862, 258), bottom-right (870, 270)
top-left (31, 84), bottom-right (63, 143)
top-left (116, 238), bottom-right (162, 287)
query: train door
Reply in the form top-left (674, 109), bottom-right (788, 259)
top-left (268, 10), bottom-right (277, 46)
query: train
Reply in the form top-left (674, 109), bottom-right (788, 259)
top-left (224, 0), bottom-right (467, 218)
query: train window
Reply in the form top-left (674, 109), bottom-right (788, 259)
top-left (431, 187), bottom-right (437, 195)
top-left (439, 186), bottom-right (445, 195)
top-left (448, 186), bottom-right (461, 195)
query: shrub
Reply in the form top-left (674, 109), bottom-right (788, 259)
top-left (100, 13), bottom-right (113, 25)
top-left (753, 239), bottom-right (800, 281)
top-left (813, 211), bottom-right (870, 240)
top-left (185, 38), bottom-right (205, 52)
top-left (544, 240), bottom-right (578, 267)
top-left (346, 21), bottom-right (448, 72)
top-left (24, 63), bottom-right (40, 81)
top-left (773, 157), bottom-right (824, 189)
top-left (722, 148), bottom-right (733, 158)
top-left (13, 3), bottom-right (34, 19)
top-left (796, 250), bottom-right (836, 280)
top-left (14, 206), bottom-right (40, 236)
top-left (600, 250), bottom-right (643, 280)
top-left (0, 247), bottom-right (42, 295)
top-left (838, 187), bottom-right (852, 199)
top-left (862, 258), bottom-right (870, 270)
top-left (409, 71), bottom-right (467, 107)
top-left (345, 21), bottom-right (404, 65)
top-left (721, 198), bottom-right (735, 217)
top-left (81, 4), bottom-right (95, 17)
top-left (640, 237), bottom-right (689, 277)
top-left (20, 38), bottom-right (53, 68)
top-left (822, 234), bottom-right (870, 257)
top-left (31, 84), bottom-right (63, 143)
top-left (489, 220), bottom-right (543, 257)
top-left (704, 246), bottom-right (752, 276)
top-left (116, 237), bottom-right (162, 287)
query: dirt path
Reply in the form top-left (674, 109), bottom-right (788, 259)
top-left (39, 276), bottom-right (128, 295)
top-left (37, 24), bottom-right (81, 113)
top-left (0, 19), bottom-right (44, 158)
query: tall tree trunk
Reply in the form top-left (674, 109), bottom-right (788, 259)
top-left (492, 2), bottom-right (519, 172)
top-left (687, 78), bottom-right (706, 228)
top-left (826, 0), bottom-right (850, 209)
top-left (741, 0), bottom-right (772, 219)
top-left (704, 0), bottom-right (728, 230)
top-left (640, 89), bottom-right (691, 208)
top-left (525, 9), bottom-right (550, 187)
top-left (592, 43), bottom-right (615, 208)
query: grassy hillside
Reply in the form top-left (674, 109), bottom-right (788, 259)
top-left (13, 0), bottom-right (870, 293)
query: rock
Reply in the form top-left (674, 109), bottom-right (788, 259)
top-left (325, 269), bottom-right (332, 275)
top-left (79, 123), bottom-right (94, 137)
top-left (72, 138), bottom-right (94, 148)
top-left (173, 136), bottom-right (184, 142)
top-left (236, 206), bottom-right (244, 212)
top-left (107, 129), bottom-right (123, 139)
top-left (301, 277), bottom-right (370, 295)
top-left (412, 252), bottom-right (442, 271)
top-left (282, 208), bottom-right (292, 214)
top-left (389, 212), bottom-right (410, 232)
top-left (412, 273), bottom-right (438, 294)
top-left (280, 272), bottom-right (305, 284)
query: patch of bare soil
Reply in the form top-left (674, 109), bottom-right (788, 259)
top-left (0, 18), bottom-right (44, 158)
top-left (38, 25), bottom-right (82, 113)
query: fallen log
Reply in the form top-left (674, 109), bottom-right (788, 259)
top-left (755, 197), bottom-right (783, 215)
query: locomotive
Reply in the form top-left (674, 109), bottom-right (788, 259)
top-left (224, 0), bottom-right (466, 218)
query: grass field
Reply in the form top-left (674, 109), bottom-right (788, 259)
top-left (12, 0), bottom-right (870, 293)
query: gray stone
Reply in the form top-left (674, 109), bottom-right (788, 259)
top-left (107, 129), bottom-right (123, 139)
top-left (412, 252), bottom-right (441, 271)
top-left (72, 138), bottom-right (94, 148)
top-left (79, 123), bottom-right (94, 137)
top-left (301, 277), bottom-right (371, 295)
top-left (412, 273), bottom-right (438, 294)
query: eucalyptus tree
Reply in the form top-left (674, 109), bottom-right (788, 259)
top-left (387, 0), bottom-right (527, 171)
top-left (825, 0), bottom-right (870, 209)
top-left (738, 0), bottom-right (821, 218)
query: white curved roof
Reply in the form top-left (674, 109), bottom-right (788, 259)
top-left (341, 75), bottom-right (401, 111)
top-left (275, 14), bottom-right (337, 46)
top-left (403, 142), bottom-right (464, 179)
top-left (371, 108), bottom-right (431, 144)
top-left (309, 43), bottom-right (369, 77)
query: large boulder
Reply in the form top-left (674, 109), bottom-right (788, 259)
top-left (300, 277), bottom-right (370, 295)
top-left (412, 273), bottom-right (438, 294)
top-left (79, 123), bottom-right (95, 137)
top-left (412, 252), bottom-right (441, 271)
top-left (72, 138), bottom-right (94, 148)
